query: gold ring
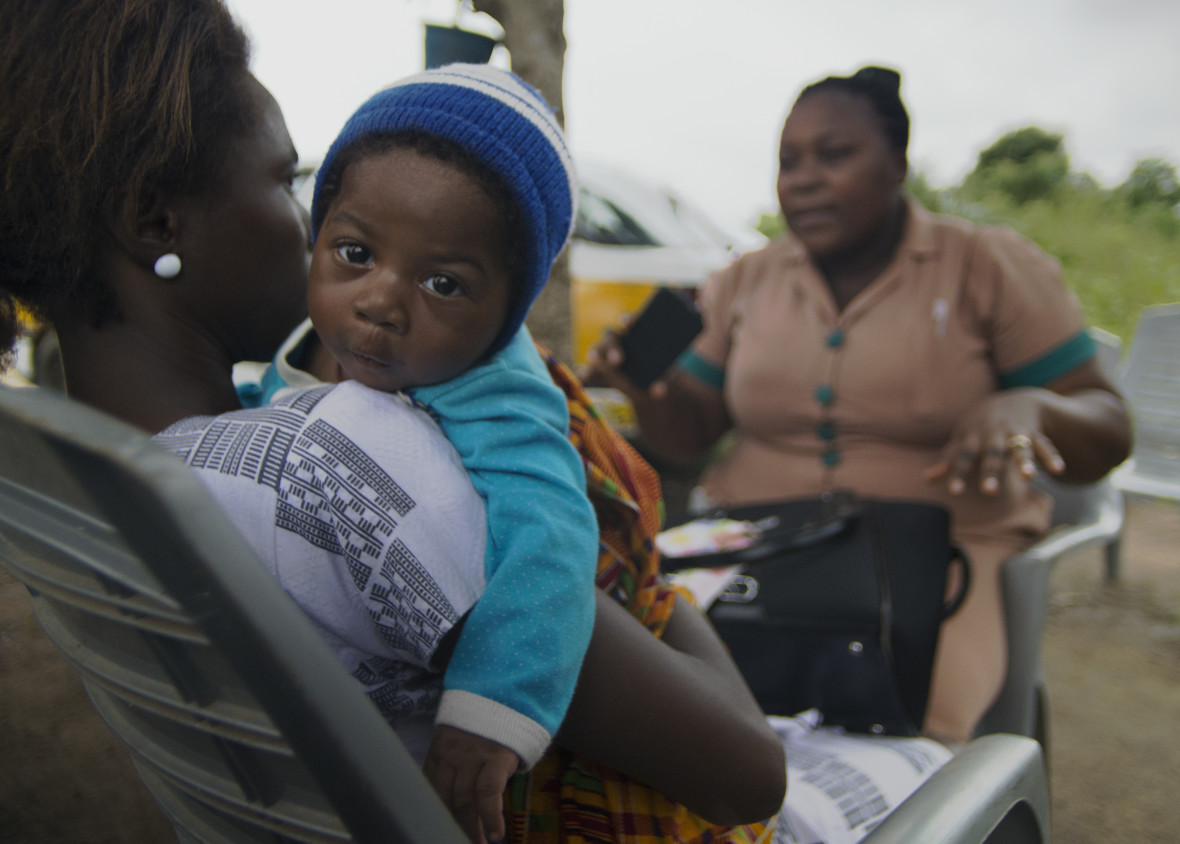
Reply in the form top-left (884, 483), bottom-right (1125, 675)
top-left (1005, 434), bottom-right (1033, 451)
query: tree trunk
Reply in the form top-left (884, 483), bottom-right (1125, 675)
top-left (472, 0), bottom-right (572, 363)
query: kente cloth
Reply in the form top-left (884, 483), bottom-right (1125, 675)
top-left (502, 347), bottom-right (773, 843)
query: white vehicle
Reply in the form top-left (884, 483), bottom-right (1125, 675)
top-left (570, 161), bottom-right (764, 364)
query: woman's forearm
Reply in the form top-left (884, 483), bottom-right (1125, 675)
top-left (631, 368), bottom-right (732, 464)
top-left (580, 336), bottom-right (732, 464)
top-left (557, 592), bottom-right (786, 825)
top-left (1037, 386), bottom-right (1132, 483)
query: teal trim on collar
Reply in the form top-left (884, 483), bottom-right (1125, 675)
top-left (236, 381), bottom-right (264, 409)
top-left (677, 349), bottom-right (725, 389)
top-left (998, 330), bottom-right (1095, 389)
top-left (255, 361), bottom-right (292, 405)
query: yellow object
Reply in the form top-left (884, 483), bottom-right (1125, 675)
top-left (570, 276), bottom-right (661, 366)
top-left (15, 304), bottom-right (39, 332)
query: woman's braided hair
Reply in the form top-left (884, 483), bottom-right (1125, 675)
top-left (0, 0), bottom-right (252, 355)
top-left (796, 65), bottom-right (910, 156)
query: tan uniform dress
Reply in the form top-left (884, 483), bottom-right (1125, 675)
top-left (686, 197), bottom-right (1094, 741)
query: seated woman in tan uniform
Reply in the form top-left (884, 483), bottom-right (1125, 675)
top-left (582, 65), bottom-right (1132, 744)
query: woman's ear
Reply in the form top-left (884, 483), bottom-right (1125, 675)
top-left (105, 189), bottom-right (181, 273)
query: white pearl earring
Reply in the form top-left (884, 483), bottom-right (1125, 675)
top-left (153, 253), bottom-right (182, 279)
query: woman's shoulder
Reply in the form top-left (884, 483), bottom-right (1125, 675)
top-left (702, 235), bottom-right (804, 302)
top-left (731, 234), bottom-right (807, 271)
top-left (912, 200), bottom-right (1052, 265)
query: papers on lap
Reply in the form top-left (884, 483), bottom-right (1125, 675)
top-left (770, 711), bottom-right (953, 844)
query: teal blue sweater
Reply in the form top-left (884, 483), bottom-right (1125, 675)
top-left (242, 325), bottom-right (597, 762)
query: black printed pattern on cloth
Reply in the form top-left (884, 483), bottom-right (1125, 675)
top-left (155, 386), bottom-right (461, 723)
top-left (361, 539), bottom-right (455, 660)
top-left (788, 744), bottom-right (890, 832)
top-left (159, 406), bottom-right (306, 474)
top-left (355, 657), bottom-right (441, 721)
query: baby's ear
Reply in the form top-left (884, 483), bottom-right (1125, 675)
top-left (105, 189), bottom-right (181, 271)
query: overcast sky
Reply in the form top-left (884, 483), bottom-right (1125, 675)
top-left (226, 0), bottom-right (1180, 228)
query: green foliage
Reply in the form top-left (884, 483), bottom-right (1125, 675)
top-left (905, 171), bottom-right (942, 212)
top-left (1117, 158), bottom-right (1180, 210)
top-left (756, 211), bottom-right (785, 240)
top-left (965, 127), bottom-right (1070, 205)
top-left (976, 127), bottom-right (1064, 169)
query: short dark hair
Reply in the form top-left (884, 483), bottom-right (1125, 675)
top-left (796, 65), bottom-right (910, 156)
top-left (0, 0), bottom-right (252, 354)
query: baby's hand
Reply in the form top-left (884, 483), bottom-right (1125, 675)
top-left (423, 725), bottom-right (520, 844)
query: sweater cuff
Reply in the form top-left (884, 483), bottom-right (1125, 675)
top-left (435, 689), bottom-right (553, 770)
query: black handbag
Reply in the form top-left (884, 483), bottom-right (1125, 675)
top-left (665, 491), bottom-right (969, 736)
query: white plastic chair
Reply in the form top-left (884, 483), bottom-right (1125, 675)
top-left (1110, 303), bottom-right (1180, 501)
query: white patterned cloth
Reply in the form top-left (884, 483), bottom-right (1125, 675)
top-left (155, 381), bottom-right (488, 765)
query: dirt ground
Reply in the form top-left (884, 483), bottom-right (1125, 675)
top-left (1, 495), bottom-right (1178, 844)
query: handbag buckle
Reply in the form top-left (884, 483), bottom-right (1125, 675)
top-left (717, 574), bottom-right (760, 603)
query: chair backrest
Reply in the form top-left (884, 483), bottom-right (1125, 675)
top-left (1113, 303), bottom-right (1180, 498)
top-left (0, 385), bottom-right (466, 844)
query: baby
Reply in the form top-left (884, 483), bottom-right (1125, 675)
top-left (252, 65), bottom-right (597, 842)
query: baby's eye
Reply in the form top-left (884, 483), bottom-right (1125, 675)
top-left (335, 243), bottom-right (372, 266)
top-left (422, 273), bottom-right (464, 298)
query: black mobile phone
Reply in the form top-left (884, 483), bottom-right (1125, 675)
top-left (618, 287), bottom-right (703, 388)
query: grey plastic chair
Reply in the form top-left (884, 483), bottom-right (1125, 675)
top-left (0, 383), bottom-right (1050, 843)
top-left (973, 311), bottom-right (1132, 747)
top-left (865, 734), bottom-right (1050, 844)
top-left (0, 384), bottom-right (466, 844)
top-left (976, 474), bottom-right (1125, 748)
top-left (975, 327), bottom-right (1129, 744)
top-left (1110, 303), bottom-right (1180, 501)
top-left (1088, 326), bottom-right (1127, 581)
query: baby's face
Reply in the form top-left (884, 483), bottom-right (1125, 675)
top-left (308, 146), bottom-right (513, 393)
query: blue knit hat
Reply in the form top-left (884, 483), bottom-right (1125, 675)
top-left (312, 63), bottom-right (578, 356)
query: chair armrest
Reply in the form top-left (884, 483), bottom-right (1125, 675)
top-left (1021, 479), bottom-right (1124, 566)
top-left (863, 734), bottom-right (1050, 844)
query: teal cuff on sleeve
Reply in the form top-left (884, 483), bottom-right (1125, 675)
top-left (677, 349), bottom-right (725, 389)
top-left (998, 330), bottom-right (1096, 389)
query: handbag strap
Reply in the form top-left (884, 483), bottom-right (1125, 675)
top-left (868, 505), bottom-right (896, 667)
top-left (732, 491), bottom-right (863, 563)
top-left (941, 545), bottom-right (971, 619)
